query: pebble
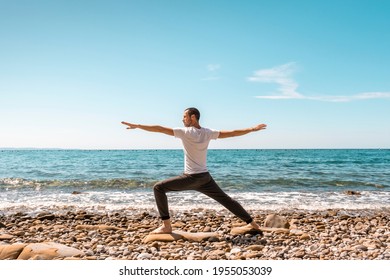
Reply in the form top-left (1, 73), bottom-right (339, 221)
top-left (230, 247), bottom-right (242, 254)
top-left (137, 253), bottom-right (152, 260)
top-left (0, 208), bottom-right (389, 260)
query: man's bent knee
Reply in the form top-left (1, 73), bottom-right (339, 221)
top-left (153, 181), bottom-right (164, 192)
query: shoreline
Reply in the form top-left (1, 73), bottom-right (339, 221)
top-left (1, 208), bottom-right (389, 260)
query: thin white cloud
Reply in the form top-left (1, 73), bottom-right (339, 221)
top-left (202, 64), bottom-right (221, 81)
top-left (249, 63), bottom-right (390, 102)
top-left (305, 92), bottom-right (390, 102)
top-left (248, 62), bottom-right (303, 98)
top-left (207, 64), bottom-right (221, 72)
top-left (350, 92), bottom-right (390, 100)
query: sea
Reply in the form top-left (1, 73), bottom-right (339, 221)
top-left (0, 149), bottom-right (389, 215)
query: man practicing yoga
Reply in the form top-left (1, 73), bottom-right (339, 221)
top-left (121, 107), bottom-right (267, 234)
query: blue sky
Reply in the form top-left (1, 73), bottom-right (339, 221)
top-left (1, 0), bottom-right (389, 149)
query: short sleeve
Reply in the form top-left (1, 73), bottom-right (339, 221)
top-left (173, 127), bottom-right (185, 139)
top-left (209, 129), bottom-right (220, 140)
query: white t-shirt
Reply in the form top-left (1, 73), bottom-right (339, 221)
top-left (173, 127), bottom-right (220, 174)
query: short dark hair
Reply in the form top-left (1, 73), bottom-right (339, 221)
top-left (185, 107), bottom-right (200, 121)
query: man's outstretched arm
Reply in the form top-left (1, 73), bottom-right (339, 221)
top-left (121, 121), bottom-right (174, 136)
top-left (218, 124), bottom-right (267, 139)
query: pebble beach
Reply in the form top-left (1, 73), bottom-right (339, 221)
top-left (1, 207), bottom-right (389, 260)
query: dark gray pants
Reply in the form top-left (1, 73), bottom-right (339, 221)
top-left (153, 172), bottom-right (253, 223)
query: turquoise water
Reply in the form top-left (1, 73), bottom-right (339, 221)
top-left (1, 149), bottom-right (389, 213)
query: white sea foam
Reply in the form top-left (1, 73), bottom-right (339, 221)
top-left (1, 190), bottom-right (389, 215)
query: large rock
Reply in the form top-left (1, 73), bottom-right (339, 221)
top-left (230, 224), bottom-right (264, 235)
top-left (17, 242), bottom-right (85, 260)
top-left (0, 243), bottom-right (85, 260)
top-left (0, 244), bottom-right (27, 260)
top-left (143, 231), bottom-right (219, 243)
top-left (143, 232), bottom-right (183, 243)
top-left (264, 214), bottom-right (290, 229)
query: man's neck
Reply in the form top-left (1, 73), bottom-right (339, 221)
top-left (191, 123), bottom-right (201, 129)
top-left (187, 120), bottom-right (201, 129)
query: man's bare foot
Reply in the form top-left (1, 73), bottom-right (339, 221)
top-left (150, 219), bottom-right (172, 234)
top-left (150, 225), bottom-right (172, 234)
top-left (250, 221), bottom-right (261, 230)
top-left (248, 221), bottom-right (263, 235)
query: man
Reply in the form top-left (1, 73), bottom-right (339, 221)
top-left (121, 107), bottom-right (267, 234)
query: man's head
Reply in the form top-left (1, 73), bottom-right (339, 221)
top-left (183, 107), bottom-right (201, 127)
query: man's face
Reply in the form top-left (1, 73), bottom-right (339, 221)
top-left (182, 110), bottom-right (192, 127)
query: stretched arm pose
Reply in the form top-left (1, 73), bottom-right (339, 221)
top-left (121, 121), bottom-right (266, 138)
top-left (218, 124), bottom-right (267, 138)
top-left (121, 122), bottom-right (174, 136)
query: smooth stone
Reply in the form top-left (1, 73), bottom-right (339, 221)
top-left (289, 229), bottom-right (304, 236)
top-left (143, 233), bottom-right (183, 243)
top-left (230, 225), bottom-right (264, 236)
top-left (246, 245), bottom-right (264, 251)
top-left (150, 241), bottom-right (160, 249)
top-left (37, 214), bottom-right (56, 221)
top-left (316, 225), bottom-right (326, 230)
top-left (137, 253), bottom-right (152, 260)
top-left (18, 242), bottom-right (85, 260)
top-left (143, 231), bottom-right (219, 243)
top-left (264, 214), bottom-right (290, 229)
top-left (354, 245), bottom-right (368, 251)
top-left (12, 231), bottom-right (25, 237)
top-left (208, 236), bottom-right (220, 242)
top-left (246, 252), bottom-right (262, 259)
top-left (293, 250), bottom-right (305, 258)
top-left (0, 242), bottom-right (85, 260)
top-left (354, 222), bottom-right (364, 231)
top-left (0, 234), bottom-right (14, 241)
top-left (300, 233), bottom-right (311, 240)
top-left (230, 247), bottom-right (242, 254)
top-left (0, 244), bottom-right (28, 260)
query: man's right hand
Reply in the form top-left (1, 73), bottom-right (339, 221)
top-left (121, 121), bottom-right (138, 129)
